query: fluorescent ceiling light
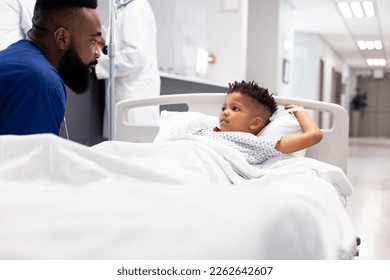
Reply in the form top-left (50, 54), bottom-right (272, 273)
top-left (366, 41), bottom-right (375, 50)
top-left (350, 1), bottom-right (364, 17)
top-left (357, 40), bottom-right (383, 50)
top-left (363, 1), bottom-right (375, 17)
top-left (374, 40), bottom-right (382, 50)
top-left (367, 58), bottom-right (387, 66)
top-left (338, 1), bottom-right (375, 18)
top-left (338, 2), bottom-right (353, 18)
top-left (357, 40), bottom-right (367, 50)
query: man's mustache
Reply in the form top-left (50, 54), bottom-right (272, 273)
top-left (89, 60), bottom-right (98, 67)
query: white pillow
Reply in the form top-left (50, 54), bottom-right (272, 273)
top-left (154, 110), bottom-right (218, 142)
top-left (154, 109), bottom-right (306, 157)
top-left (258, 106), bottom-right (306, 157)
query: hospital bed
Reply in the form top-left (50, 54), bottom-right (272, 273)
top-left (0, 93), bottom-right (357, 260)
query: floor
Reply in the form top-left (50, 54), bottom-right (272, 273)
top-left (346, 137), bottom-right (390, 259)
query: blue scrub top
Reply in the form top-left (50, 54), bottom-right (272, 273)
top-left (0, 40), bottom-right (66, 135)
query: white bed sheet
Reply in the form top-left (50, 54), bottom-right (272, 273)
top-left (0, 134), bottom-right (356, 259)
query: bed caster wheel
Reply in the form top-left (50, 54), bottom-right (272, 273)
top-left (356, 236), bottom-right (361, 246)
top-left (354, 236), bottom-right (361, 257)
top-left (355, 250), bottom-right (359, 257)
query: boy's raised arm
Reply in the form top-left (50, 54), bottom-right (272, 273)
top-left (275, 105), bottom-right (323, 154)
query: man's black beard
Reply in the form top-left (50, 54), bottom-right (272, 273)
top-left (59, 47), bottom-right (95, 94)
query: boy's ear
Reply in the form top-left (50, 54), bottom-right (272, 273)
top-left (250, 117), bottom-right (263, 130)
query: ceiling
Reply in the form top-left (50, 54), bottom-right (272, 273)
top-left (288, 0), bottom-right (390, 71)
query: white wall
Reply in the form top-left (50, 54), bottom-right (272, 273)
top-left (293, 33), bottom-right (320, 101)
top-left (278, 0), bottom-right (295, 97)
top-left (149, 0), bottom-right (248, 85)
top-left (341, 63), bottom-right (352, 110)
top-left (149, 0), bottom-right (207, 76)
top-left (246, 0), bottom-right (279, 92)
top-left (320, 39), bottom-right (344, 103)
top-left (97, 1), bottom-right (108, 24)
top-left (293, 33), bottom-right (345, 101)
top-left (205, 0), bottom-right (248, 84)
top-left (148, 0), bottom-right (177, 73)
top-left (292, 32), bottom-right (349, 126)
top-left (246, 0), bottom-right (294, 96)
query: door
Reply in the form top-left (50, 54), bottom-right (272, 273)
top-left (331, 69), bottom-right (342, 105)
top-left (358, 75), bottom-right (390, 137)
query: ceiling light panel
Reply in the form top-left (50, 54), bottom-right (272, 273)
top-left (357, 40), bottom-right (367, 50)
top-left (366, 41), bottom-right (375, 50)
top-left (350, 1), bottom-right (364, 17)
top-left (362, 1), bottom-right (375, 17)
top-left (357, 40), bottom-right (383, 50)
top-left (367, 58), bottom-right (387, 66)
top-left (373, 40), bottom-right (382, 49)
top-left (337, 1), bottom-right (376, 18)
top-left (338, 2), bottom-right (353, 18)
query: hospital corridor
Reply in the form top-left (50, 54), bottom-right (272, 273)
top-left (347, 137), bottom-right (390, 259)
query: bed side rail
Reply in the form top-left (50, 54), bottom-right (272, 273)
top-left (115, 93), bottom-right (349, 173)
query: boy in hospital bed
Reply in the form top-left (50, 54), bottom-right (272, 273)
top-left (185, 80), bottom-right (323, 166)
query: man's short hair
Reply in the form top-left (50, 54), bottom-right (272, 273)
top-left (32, 0), bottom-right (98, 31)
top-left (34, 0), bottom-right (98, 10)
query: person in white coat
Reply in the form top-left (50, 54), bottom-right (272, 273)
top-left (95, 0), bottom-right (160, 135)
top-left (0, 0), bottom-right (36, 51)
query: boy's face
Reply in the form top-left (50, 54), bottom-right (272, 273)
top-left (219, 92), bottom-right (260, 133)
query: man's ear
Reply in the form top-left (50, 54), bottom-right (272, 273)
top-left (250, 116), bottom-right (263, 131)
top-left (53, 27), bottom-right (71, 50)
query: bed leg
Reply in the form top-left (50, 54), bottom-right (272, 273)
top-left (354, 236), bottom-right (361, 257)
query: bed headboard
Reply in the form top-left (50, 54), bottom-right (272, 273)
top-left (115, 93), bottom-right (349, 173)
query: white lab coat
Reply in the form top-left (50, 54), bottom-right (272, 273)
top-left (0, 0), bottom-right (35, 51)
top-left (95, 0), bottom-right (161, 129)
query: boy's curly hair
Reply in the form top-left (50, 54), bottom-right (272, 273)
top-left (227, 80), bottom-right (277, 118)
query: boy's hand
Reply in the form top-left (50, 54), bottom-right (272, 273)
top-left (284, 104), bottom-right (304, 110)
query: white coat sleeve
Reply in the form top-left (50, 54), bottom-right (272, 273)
top-left (95, 2), bottom-right (150, 80)
top-left (20, 0), bottom-right (35, 37)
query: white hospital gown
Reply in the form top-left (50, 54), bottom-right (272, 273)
top-left (188, 128), bottom-right (282, 166)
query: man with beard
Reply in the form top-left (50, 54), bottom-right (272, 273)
top-left (0, 0), bottom-right (101, 135)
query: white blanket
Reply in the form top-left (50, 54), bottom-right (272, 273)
top-left (0, 134), bottom-right (356, 259)
top-left (164, 133), bottom-right (353, 198)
